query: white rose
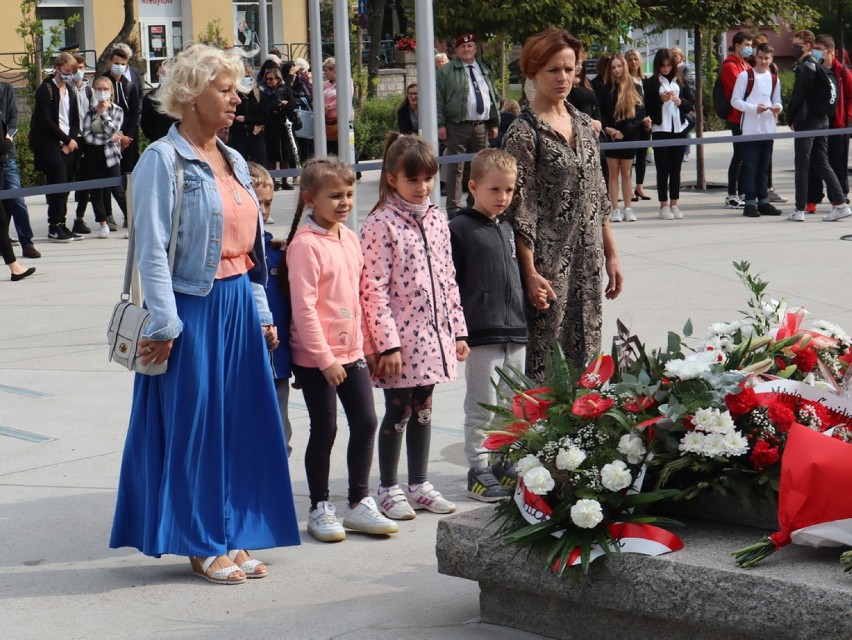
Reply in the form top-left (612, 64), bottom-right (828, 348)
top-left (600, 460), bottom-right (633, 492)
top-left (570, 499), bottom-right (604, 529)
top-left (515, 454), bottom-right (542, 477)
top-left (523, 466), bottom-right (555, 495)
top-left (617, 433), bottom-right (646, 465)
top-left (555, 446), bottom-right (586, 471)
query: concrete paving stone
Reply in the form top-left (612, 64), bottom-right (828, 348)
top-left (2, 128), bottom-right (852, 638)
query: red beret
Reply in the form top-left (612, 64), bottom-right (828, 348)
top-left (454, 33), bottom-right (477, 48)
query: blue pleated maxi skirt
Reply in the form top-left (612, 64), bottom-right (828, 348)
top-left (110, 274), bottom-right (301, 557)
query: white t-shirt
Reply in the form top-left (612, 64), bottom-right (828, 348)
top-left (730, 69), bottom-right (782, 136)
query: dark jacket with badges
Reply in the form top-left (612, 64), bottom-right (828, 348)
top-left (449, 208), bottom-right (528, 347)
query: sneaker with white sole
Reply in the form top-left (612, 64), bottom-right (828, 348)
top-left (823, 204), bottom-right (852, 222)
top-left (307, 501), bottom-right (346, 542)
top-left (404, 481), bottom-right (456, 514)
top-left (97, 225), bottom-right (110, 239)
top-left (670, 205), bottom-right (683, 219)
top-left (724, 195), bottom-right (744, 209)
top-left (376, 484), bottom-right (416, 520)
top-left (609, 208), bottom-right (622, 223)
top-left (789, 210), bottom-right (805, 222)
top-left (659, 206), bottom-right (674, 220)
top-left (342, 497), bottom-right (399, 535)
top-left (768, 188), bottom-right (788, 203)
top-left (623, 207), bottom-right (637, 222)
top-left (467, 468), bottom-right (510, 502)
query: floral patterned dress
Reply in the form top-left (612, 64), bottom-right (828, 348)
top-left (502, 102), bottom-right (609, 379)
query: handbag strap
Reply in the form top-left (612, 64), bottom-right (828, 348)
top-left (121, 144), bottom-right (184, 300)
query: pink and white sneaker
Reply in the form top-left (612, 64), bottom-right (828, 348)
top-left (404, 481), bottom-right (456, 514)
top-left (377, 485), bottom-right (416, 520)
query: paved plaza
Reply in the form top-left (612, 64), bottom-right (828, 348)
top-left (2, 129), bottom-right (852, 639)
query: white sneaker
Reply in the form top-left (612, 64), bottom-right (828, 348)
top-left (724, 195), bottom-right (744, 209)
top-left (404, 481), bottom-right (457, 514)
top-left (788, 210), bottom-right (805, 222)
top-left (376, 485), bottom-right (416, 520)
top-left (768, 188), bottom-right (788, 204)
top-left (342, 497), bottom-right (400, 535)
top-left (623, 207), bottom-right (637, 222)
top-left (307, 501), bottom-right (346, 542)
top-left (97, 225), bottom-right (110, 239)
top-left (670, 205), bottom-right (683, 219)
top-left (659, 206), bottom-right (674, 220)
top-left (609, 208), bottom-right (623, 223)
top-left (823, 204), bottom-right (852, 222)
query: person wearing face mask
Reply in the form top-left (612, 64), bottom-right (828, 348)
top-left (719, 31), bottom-right (753, 210)
top-left (29, 51), bottom-right (81, 242)
top-left (71, 53), bottom-right (96, 235)
top-left (787, 30), bottom-right (851, 222)
top-left (81, 76), bottom-right (128, 239)
top-left (102, 47), bottom-right (140, 176)
top-left (229, 64), bottom-right (270, 166)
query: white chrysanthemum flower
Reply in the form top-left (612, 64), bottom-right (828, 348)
top-left (679, 431), bottom-right (705, 454)
top-left (709, 321), bottom-right (737, 335)
top-left (617, 433), bottom-right (646, 464)
top-left (693, 407), bottom-right (735, 434)
top-left (701, 432), bottom-right (727, 457)
top-left (555, 446), bottom-right (586, 471)
top-left (570, 499), bottom-right (604, 529)
top-left (516, 454), bottom-right (542, 477)
top-left (812, 320), bottom-right (851, 344)
top-left (722, 431), bottom-right (749, 457)
top-left (523, 465), bottom-right (555, 495)
top-left (664, 351), bottom-right (718, 380)
top-left (600, 460), bottom-right (632, 492)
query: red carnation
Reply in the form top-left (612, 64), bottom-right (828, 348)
top-left (725, 387), bottom-right (760, 417)
top-left (793, 348), bottom-right (818, 373)
top-left (768, 402), bottom-right (796, 433)
top-left (571, 393), bottom-right (614, 418)
top-left (511, 387), bottom-right (554, 422)
top-left (750, 439), bottom-right (779, 470)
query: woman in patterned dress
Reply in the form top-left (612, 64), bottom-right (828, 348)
top-left (502, 28), bottom-right (623, 379)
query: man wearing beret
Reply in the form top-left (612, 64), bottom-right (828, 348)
top-left (437, 33), bottom-right (500, 217)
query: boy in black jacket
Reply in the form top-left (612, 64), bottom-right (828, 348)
top-left (450, 149), bottom-right (527, 502)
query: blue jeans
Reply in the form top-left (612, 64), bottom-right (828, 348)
top-left (1, 156), bottom-right (35, 246)
top-left (740, 140), bottom-right (773, 205)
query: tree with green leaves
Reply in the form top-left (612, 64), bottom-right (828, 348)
top-left (637, 0), bottom-right (817, 187)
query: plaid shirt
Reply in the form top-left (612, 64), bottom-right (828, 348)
top-left (82, 102), bottom-right (124, 168)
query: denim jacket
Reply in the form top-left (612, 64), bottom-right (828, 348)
top-left (132, 124), bottom-right (272, 340)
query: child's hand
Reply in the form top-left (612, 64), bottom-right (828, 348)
top-left (376, 352), bottom-right (402, 378)
top-left (365, 353), bottom-right (379, 374)
top-left (262, 324), bottom-right (279, 351)
top-left (321, 361), bottom-right (347, 386)
top-left (456, 340), bottom-right (470, 362)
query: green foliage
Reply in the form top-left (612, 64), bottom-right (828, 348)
top-left (16, 0), bottom-right (81, 107)
top-left (197, 19), bottom-right (227, 48)
top-left (13, 119), bottom-right (45, 188)
top-left (354, 95), bottom-right (399, 160)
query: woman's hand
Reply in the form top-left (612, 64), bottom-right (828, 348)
top-left (321, 361), bottom-right (347, 386)
top-left (661, 91), bottom-right (672, 103)
top-left (375, 352), bottom-right (402, 378)
top-left (525, 272), bottom-right (556, 311)
top-left (137, 338), bottom-right (174, 366)
top-left (604, 255), bottom-right (623, 300)
top-left (262, 324), bottom-right (279, 351)
top-left (673, 96), bottom-right (682, 107)
top-left (456, 340), bottom-right (470, 362)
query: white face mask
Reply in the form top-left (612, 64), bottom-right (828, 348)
top-left (111, 63), bottom-right (127, 76)
top-left (241, 76), bottom-right (253, 87)
top-left (95, 90), bottom-right (111, 103)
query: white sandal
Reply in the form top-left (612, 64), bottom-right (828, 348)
top-left (190, 556), bottom-right (247, 585)
top-left (228, 549), bottom-right (268, 579)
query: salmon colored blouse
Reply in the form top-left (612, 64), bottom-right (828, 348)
top-left (215, 174), bottom-right (256, 279)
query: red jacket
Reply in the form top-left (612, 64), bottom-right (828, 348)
top-left (720, 54), bottom-right (751, 125)
top-left (830, 57), bottom-right (852, 128)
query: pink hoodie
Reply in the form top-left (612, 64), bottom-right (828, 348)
top-left (287, 218), bottom-right (365, 370)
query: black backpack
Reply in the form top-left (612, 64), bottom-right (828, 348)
top-left (712, 60), bottom-right (735, 119)
top-left (810, 61), bottom-right (838, 118)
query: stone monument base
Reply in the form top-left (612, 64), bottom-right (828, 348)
top-left (436, 506), bottom-right (852, 640)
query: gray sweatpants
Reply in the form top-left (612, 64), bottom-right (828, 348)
top-left (463, 343), bottom-right (527, 470)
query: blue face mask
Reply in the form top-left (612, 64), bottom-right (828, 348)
top-left (111, 63), bottom-right (126, 76)
top-left (742, 46), bottom-right (753, 57)
top-left (812, 49), bottom-right (824, 62)
top-left (72, 69), bottom-right (84, 82)
top-left (241, 76), bottom-right (253, 87)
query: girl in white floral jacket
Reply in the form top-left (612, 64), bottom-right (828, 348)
top-left (360, 133), bottom-right (469, 520)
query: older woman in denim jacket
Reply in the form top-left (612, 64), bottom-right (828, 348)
top-left (109, 44), bottom-right (300, 586)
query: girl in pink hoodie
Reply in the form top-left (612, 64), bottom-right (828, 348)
top-left (360, 134), bottom-right (469, 520)
top-left (285, 157), bottom-right (398, 543)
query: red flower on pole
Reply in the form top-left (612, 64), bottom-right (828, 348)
top-left (511, 387), bottom-right (554, 421)
top-left (579, 355), bottom-right (615, 388)
top-left (483, 421), bottom-right (530, 450)
top-left (571, 393), bottom-right (614, 419)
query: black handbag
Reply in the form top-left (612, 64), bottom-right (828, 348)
top-left (107, 148), bottom-right (183, 375)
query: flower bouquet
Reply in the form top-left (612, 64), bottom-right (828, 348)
top-left (485, 346), bottom-right (683, 574)
top-left (394, 34), bottom-right (416, 51)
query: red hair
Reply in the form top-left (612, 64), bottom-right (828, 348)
top-left (519, 28), bottom-right (582, 78)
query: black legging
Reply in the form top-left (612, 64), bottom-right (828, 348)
top-left (634, 128), bottom-right (651, 186)
top-left (293, 360), bottom-right (377, 508)
top-left (652, 131), bottom-right (687, 202)
top-left (0, 200), bottom-right (16, 265)
top-left (82, 145), bottom-right (127, 223)
top-left (378, 385), bottom-right (435, 488)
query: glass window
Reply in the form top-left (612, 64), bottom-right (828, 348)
top-left (36, 6), bottom-right (85, 53)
